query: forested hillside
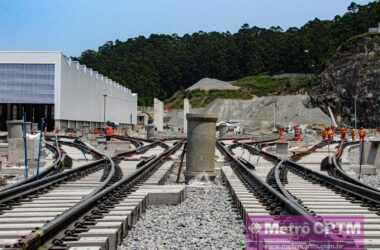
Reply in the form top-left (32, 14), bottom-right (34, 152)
top-left (76, 1), bottom-right (380, 105)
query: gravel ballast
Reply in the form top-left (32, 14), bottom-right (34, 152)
top-left (343, 146), bottom-right (380, 189)
top-left (120, 182), bottom-right (245, 249)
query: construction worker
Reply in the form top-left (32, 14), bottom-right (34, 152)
top-left (327, 127), bottom-right (334, 141)
top-left (351, 128), bottom-right (356, 142)
top-left (294, 125), bottom-right (302, 141)
top-left (321, 128), bottom-right (327, 141)
top-left (340, 127), bottom-right (348, 141)
top-left (279, 127), bottom-right (285, 141)
top-left (359, 127), bottom-right (366, 142)
top-left (105, 123), bottom-right (113, 149)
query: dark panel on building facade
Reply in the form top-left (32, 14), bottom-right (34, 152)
top-left (0, 63), bottom-right (55, 104)
top-left (0, 63), bottom-right (55, 131)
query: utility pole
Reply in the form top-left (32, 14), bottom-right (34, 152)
top-left (273, 102), bottom-right (278, 131)
top-left (22, 113), bottom-right (29, 178)
top-left (36, 118), bottom-right (45, 175)
top-left (354, 96), bottom-right (358, 130)
top-left (103, 94), bottom-right (107, 126)
top-left (359, 141), bottom-right (363, 180)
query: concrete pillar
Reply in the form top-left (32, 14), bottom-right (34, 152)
top-left (54, 120), bottom-right (62, 131)
top-left (25, 122), bottom-right (31, 134)
top-left (75, 121), bottom-right (80, 130)
top-left (154, 98), bottom-right (164, 132)
top-left (146, 124), bottom-right (155, 139)
top-left (81, 125), bottom-right (90, 140)
top-left (360, 141), bottom-right (380, 168)
top-left (218, 123), bottom-right (228, 138)
top-left (68, 120), bottom-right (76, 129)
top-left (7, 120), bottom-right (33, 167)
top-left (276, 142), bottom-right (289, 159)
top-left (185, 113), bottom-right (217, 182)
top-left (183, 98), bottom-right (190, 134)
top-left (31, 123), bottom-right (38, 133)
top-left (7, 120), bottom-right (24, 139)
top-left (361, 142), bottom-right (375, 165)
top-left (63, 121), bottom-right (68, 131)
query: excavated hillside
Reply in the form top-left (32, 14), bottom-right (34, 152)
top-left (203, 95), bottom-right (330, 129)
top-left (166, 95), bottom-right (330, 129)
top-left (310, 33), bottom-right (380, 128)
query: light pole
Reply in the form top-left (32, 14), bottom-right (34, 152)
top-left (103, 94), bottom-right (107, 126)
top-left (354, 96), bottom-right (357, 130)
top-left (273, 101), bottom-right (279, 132)
top-left (273, 102), bottom-right (276, 131)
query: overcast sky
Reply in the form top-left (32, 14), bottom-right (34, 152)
top-left (0, 0), bottom-right (373, 56)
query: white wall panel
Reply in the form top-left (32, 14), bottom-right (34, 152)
top-left (57, 55), bottom-right (137, 124)
top-left (0, 52), bottom-right (138, 124)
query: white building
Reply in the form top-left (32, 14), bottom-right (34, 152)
top-left (0, 51), bottom-right (137, 131)
top-left (369, 23), bottom-right (380, 33)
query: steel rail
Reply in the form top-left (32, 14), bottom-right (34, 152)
top-left (243, 143), bottom-right (380, 209)
top-left (112, 135), bottom-right (155, 146)
top-left (0, 140), bottom-right (159, 208)
top-left (217, 141), bottom-right (310, 216)
top-left (225, 141), bottom-right (358, 248)
top-left (17, 140), bottom-right (184, 250)
top-left (324, 141), bottom-right (380, 193)
top-left (0, 142), bottom-right (65, 192)
top-left (235, 142), bottom-right (311, 213)
top-left (113, 135), bottom-right (171, 150)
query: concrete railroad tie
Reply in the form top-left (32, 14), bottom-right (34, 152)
top-left (221, 166), bottom-right (269, 223)
top-left (66, 161), bottom-right (185, 250)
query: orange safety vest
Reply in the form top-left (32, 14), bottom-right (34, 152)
top-left (321, 129), bottom-right (327, 140)
top-left (359, 128), bottom-right (366, 141)
top-left (340, 128), bottom-right (347, 140)
top-left (327, 128), bottom-right (333, 140)
top-left (106, 126), bottom-right (113, 137)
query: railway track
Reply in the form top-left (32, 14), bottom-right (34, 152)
top-left (217, 140), bottom-right (310, 219)
top-left (19, 140), bottom-right (182, 250)
top-left (4, 132), bottom-right (380, 249)
top-left (0, 142), bottom-right (65, 191)
top-left (0, 137), bottom-right (171, 249)
top-left (264, 142), bottom-right (380, 248)
top-left (324, 141), bottom-right (380, 193)
top-left (219, 139), bottom-right (380, 249)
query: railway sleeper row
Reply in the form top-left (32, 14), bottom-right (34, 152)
top-left (0, 158), bottom-right (182, 250)
top-left (52, 160), bottom-right (184, 250)
top-left (262, 142), bottom-right (380, 248)
top-left (0, 139), bottom-right (157, 249)
top-left (15, 142), bottom-right (183, 250)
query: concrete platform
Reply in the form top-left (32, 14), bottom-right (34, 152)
top-left (351, 164), bottom-right (377, 175)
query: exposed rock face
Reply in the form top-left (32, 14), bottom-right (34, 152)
top-left (310, 34), bottom-right (380, 128)
top-left (203, 96), bottom-right (330, 129)
top-left (166, 95), bottom-right (330, 129)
